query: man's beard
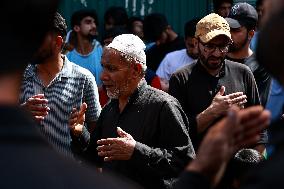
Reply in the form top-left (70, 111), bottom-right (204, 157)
top-left (106, 80), bottom-right (130, 99)
top-left (200, 54), bottom-right (225, 70)
top-left (30, 48), bottom-right (53, 65)
top-left (229, 34), bottom-right (249, 52)
top-left (87, 33), bottom-right (97, 41)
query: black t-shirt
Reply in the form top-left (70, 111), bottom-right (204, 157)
top-left (226, 55), bottom-right (272, 107)
top-left (146, 36), bottom-right (185, 72)
top-left (169, 60), bottom-right (266, 149)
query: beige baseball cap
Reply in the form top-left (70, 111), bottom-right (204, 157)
top-left (195, 13), bottom-right (232, 43)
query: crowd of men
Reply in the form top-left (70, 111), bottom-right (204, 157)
top-left (3, 0), bottom-right (284, 188)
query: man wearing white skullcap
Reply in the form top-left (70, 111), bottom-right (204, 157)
top-left (75, 34), bottom-right (195, 188)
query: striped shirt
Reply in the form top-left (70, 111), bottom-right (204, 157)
top-left (20, 56), bottom-right (101, 158)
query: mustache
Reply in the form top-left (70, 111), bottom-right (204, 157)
top-left (208, 56), bottom-right (222, 61)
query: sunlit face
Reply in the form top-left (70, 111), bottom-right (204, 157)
top-left (76, 16), bottom-right (97, 39)
top-left (185, 36), bottom-right (199, 59)
top-left (217, 2), bottom-right (232, 18)
top-left (198, 35), bottom-right (230, 70)
top-left (100, 48), bottom-right (132, 99)
top-left (229, 26), bottom-right (249, 52)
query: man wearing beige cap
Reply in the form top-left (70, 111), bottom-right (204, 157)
top-left (169, 13), bottom-right (267, 153)
top-left (72, 34), bottom-right (195, 188)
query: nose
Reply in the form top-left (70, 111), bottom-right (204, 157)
top-left (92, 22), bottom-right (97, 29)
top-left (100, 68), bottom-right (109, 82)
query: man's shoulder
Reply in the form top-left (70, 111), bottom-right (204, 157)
top-left (171, 61), bottom-right (197, 78)
top-left (65, 58), bottom-right (94, 78)
top-left (164, 49), bottom-right (187, 59)
top-left (142, 85), bottom-right (179, 105)
top-left (225, 59), bottom-right (251, 73)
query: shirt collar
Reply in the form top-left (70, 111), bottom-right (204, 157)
top-left (24, 55), bottom-right (71, 80)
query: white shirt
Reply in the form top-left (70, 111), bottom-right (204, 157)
top-left (156, 49), bottom-right (195, 81)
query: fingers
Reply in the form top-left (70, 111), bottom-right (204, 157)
top-left (234, 108), bottom-right (270, 149)
top-left (79, 103), bottom-right (87, 116)
top-left (230, 95), bottom-right (247, 105)
top-left (227, 92), bottom-right (244, 99)
top-left (34, 116), bottom-right (46, 123)
top-left (117, 127), bottom-right (129, 138)
top-left (97, 138), bottom-right (117, 145)
top-left (216, 86), bottom-right (225, 96)
top-left (239, 106), bottom-right (264, 123)
top-left (27, 96), bottom-right (48, 106)
top-left (31, 94), bottom-right (45, 99)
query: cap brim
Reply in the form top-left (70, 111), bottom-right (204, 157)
top-left (199, 29), bottom-right (232, 43)
top-left (225, 18), bottom-right (242, 29)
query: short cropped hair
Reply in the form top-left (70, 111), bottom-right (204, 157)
top-left (143, 13), bottom-right (168, 42)
top-left (52, 12), bottom-right (67, 38)
top-left (71, 9), bottom-right (98, 28)
top-left (213, 0), bottom-right (234, 11)
top-left (184, 18), bottom-right (200, 38)
top-left (104, 6), bottom-right (128, 26)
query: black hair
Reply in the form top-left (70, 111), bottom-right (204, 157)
top-left (0, 0), bottom-right (58, 73)
top-left (213, 0), bottom-right (234, 11)
top-left (256, 0), bottom-right (264, 8)
top-left (103, 26), bottom-right (130, 42)
top-left (52, 12), bottom-right (67, 38)
top-left (71, 9), bottom-right (98, 28)
top-left (143, 13), bottom-right (168, 42)
top-left (184, 18), bottom-right (200, 38)
top-left (104, 6), bottom-right (128, 26)
top-left (127, 16), bottom-right (143, 32)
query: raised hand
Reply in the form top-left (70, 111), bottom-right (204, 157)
top-left (69, 103), bottom-right (87, 137)
top-left (21, 94), bottom-right (50, 123)
top-left (97, 127), bottom-right (136, 162)
top-left (210, 86), bottom-right (247, 117)
top-left (187, 105), bottom-right (270, 186)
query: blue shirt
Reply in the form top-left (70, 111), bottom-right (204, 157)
top-left (67, 40), bottom-right (103, 87)
top-left (266, 79), bottom-right (284, 122)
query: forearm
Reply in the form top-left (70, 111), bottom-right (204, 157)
top-left (70, 126), bottom-right (90, 153)
top-left (196, 106), bottom-right (218, 133)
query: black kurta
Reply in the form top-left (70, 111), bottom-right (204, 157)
top-left (84, 81), bottom-right (195, 189)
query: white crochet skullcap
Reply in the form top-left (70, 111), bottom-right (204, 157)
top-left (107, 34), bottom-right (147, 70)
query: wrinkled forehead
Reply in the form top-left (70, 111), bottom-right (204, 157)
top-left (102, 48), bottom-right (127, 66)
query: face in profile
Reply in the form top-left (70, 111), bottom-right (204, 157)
top-left (100, 48), bottom-right (132, 99)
